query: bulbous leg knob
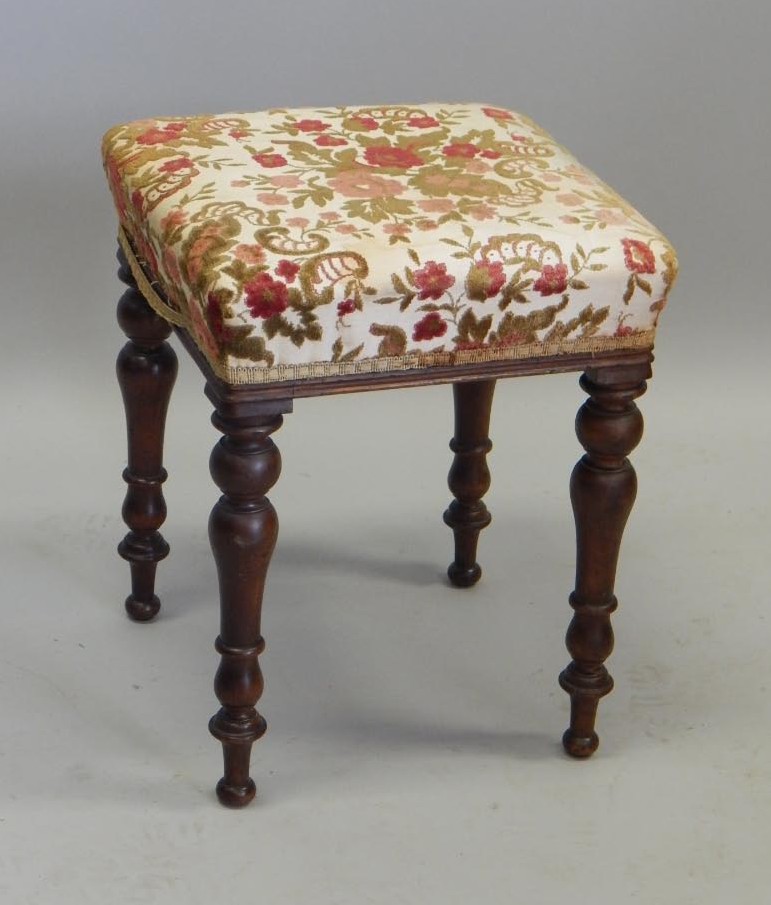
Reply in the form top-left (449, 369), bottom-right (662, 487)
top-left (116, 247), bottom-right (177, 622)
top-left (444, 380), bottom-right (495, 589)
top-left (560, 362), bottom-right (650, 757)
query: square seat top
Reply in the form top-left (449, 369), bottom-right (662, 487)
top-left (103, 103), bottom-right (677, 386)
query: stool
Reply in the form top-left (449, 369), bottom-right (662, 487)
top-left (103, 103), bottom-right (678, 807)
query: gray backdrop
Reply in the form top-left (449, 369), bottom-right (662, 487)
top-left (3, 0), bottom-right (770, 381)
top-left (2, 2), bottom-right (771, 902)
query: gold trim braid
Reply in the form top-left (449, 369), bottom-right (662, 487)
top-left (223, 332), bottom-right (656, 385)
top-left (118, 228), bottom-right (189, 328)
top-left (118, 228), bottom-right (655, 387)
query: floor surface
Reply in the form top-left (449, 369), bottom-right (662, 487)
top-left (1, 348), bottom-right (769, 903)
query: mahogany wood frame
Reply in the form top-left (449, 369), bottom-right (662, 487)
top-left (116, 246), bottom-right (653, 807)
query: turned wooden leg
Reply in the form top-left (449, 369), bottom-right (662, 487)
top-left (559, 362), bottom-right (650, 757)
top-left (116, 248), bottom-right (178, 622)
top-left (444, 379), bottom-right (496, 588)
top-left (207, 396), bottom-right (290, 808)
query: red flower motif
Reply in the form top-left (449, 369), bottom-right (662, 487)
top-left (159, 157), bottom-right (195, 173)
top-left (244, 273), bottom-right (290, 318)
top-left (480, 149), bottom-right (501, 160)
top-left (443, 142), bottom-right (479, 159)
top-left (533, 263), bottom-right (569, 296)
top-left (275, 259), bottom-right (300, 283)
top-left (406, 116), bottom-right (440, 129)
top-left (621, 239), bottom-right (656, 274)
top-left (350, 116), bottom-right (378, 130)
top-left (136, 125), bottom-right (185, 146)
top-left (482, 106), bottom-right (514, 121)
top-left (364, 145), bottom-right (424, 169)
top-left (468, 260), bottom-right (506, 299)
top-left (412, 312), bottom-right (448, 342)
top-left (413, 261), bottom-right (455, 300)
top-left (229, 129), bottom-right (249, 139)
top-left (206, 293), bottom-right (227, 340)
top-left (315, 134), bottom-right (347, 147)
top-left (252, 152), bottom-right (288, 168)
top-left (295, 119), bottom-right (330, 132)
top-left (337, 299), bottom-right (356, 316)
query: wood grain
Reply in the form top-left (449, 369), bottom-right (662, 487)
top-left (116, 248), bottom-right (178, 621)
top-left (559, 361), bottom-right (650, 757)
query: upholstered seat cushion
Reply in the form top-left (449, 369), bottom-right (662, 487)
top-left (103, 103), bottom-right (677, 385)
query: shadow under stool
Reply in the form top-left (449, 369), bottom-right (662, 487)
top-left (104, 102), bottom-right (678, 807)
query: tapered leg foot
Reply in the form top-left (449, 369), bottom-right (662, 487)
top-left (559, 362), bottom-right (650, 757)
top-left (216, 776), bottom-right (257, 809)
top-left (207, 396), bottom-right (290, 807)
top-left (116, 247), bottom-right (177, 622)
top-left (444, 380), bottom-right (496, 588)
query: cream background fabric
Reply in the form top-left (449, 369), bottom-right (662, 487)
top-left (104, 104), bottom-right (676, 384)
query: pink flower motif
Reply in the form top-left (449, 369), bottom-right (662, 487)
top-left (406, 116), bottom-right (440, 128)
top-left (252, 152), bottom-right (287, 168)
top-left (482, 106), bottom-right (514, 121)
top-left (468, 203), bottom-right (496, 221)
top-left (234, 244), bottom-right (266, 265)
top-left (560, 215), bottom-right (581, 224)
top-left (159, 209), bottom-right (187, 232)
top-left (510, 134), bottom-right (528, 142)
top-left (162, 247), bottom-right (182, 284)
top-left (270, 174), bottom-right (302, 188)
top-left (335, 224), bottom-right (358, 234)
top-left (466, 160), bottom-right (491, 174)
top-left (480, 149), bottom-right (501, 159)
top-left (414, 261), bottom-right (455, 300)
top-left (295, 119), bottom-right (329, 132)
top-left (533, 263), bottom-right (569, 296)
top-left (275, 259), bottom-right (300, 282)
top-left (244, 273), bottom-right (289, 319)
top-left (443, 143), bottom-right (479, 159)
top-left (231, 179), bottom-right (250, 188)
top-left (337, 299), bottom-right (356, 317)
top-left (319, 212), bottom-right (339, 222)
top-left (413, 312), bottom-right (448, 342)
top-left (328, 170), bottom-right (405, 199)
top-left (556, 192), bottom-right (584, 206)
top-left (418, 199), bottom-right (454, 213)
top-left (416, 219), bottom-right (438, 231)
top-left (315, 134), bottom-right (347, 146)
top-left (256, 193), bottom-right (289, 205)
top-left (287, 216), bottom-right (310, 228)
top-left (562, 164), bottom-right (594, 185)
top-left (383, 223), bottom-right (410, 236)
top-left (596, 208), bottom-right (628, 226)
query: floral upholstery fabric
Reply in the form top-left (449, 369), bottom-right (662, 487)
top-left (103, 103), bottom-right (677, 385)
